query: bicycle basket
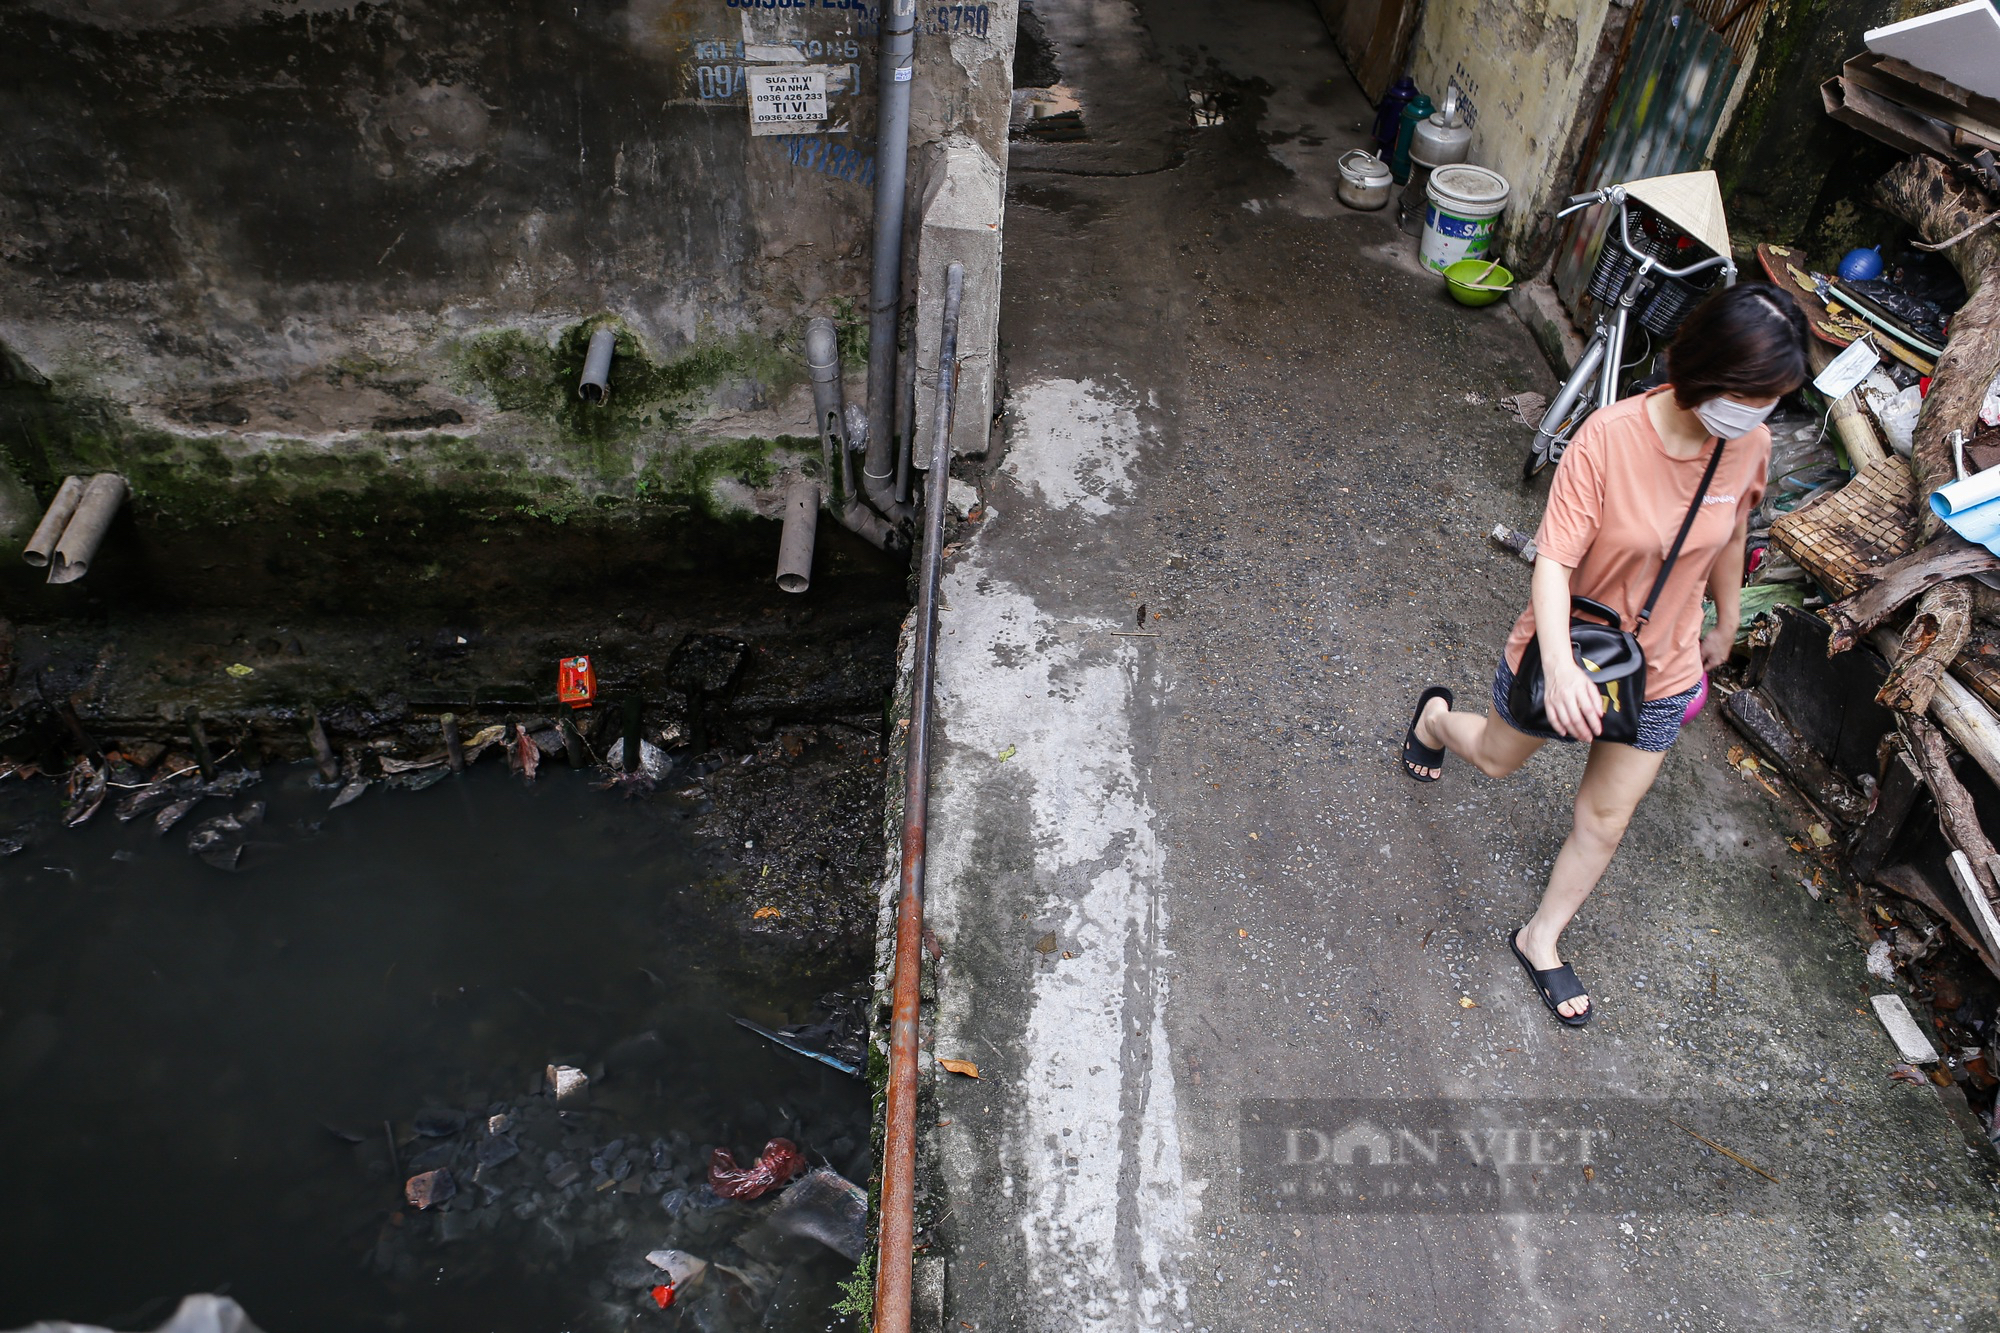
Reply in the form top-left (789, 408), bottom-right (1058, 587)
top-left (1583, 204), bottom-right (1724, 339)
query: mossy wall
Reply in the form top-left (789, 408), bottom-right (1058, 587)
top-left (1712, 0), bottom-right (1930, 253)
top-left (0, 0), bottom-right (886, 578)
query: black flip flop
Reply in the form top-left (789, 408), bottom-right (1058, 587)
top-left (1401, 686), bottom-right (1453, 782)
top-left (1510, 928), bottom-right (1592, 1027)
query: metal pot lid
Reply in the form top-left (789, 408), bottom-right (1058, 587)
top-left (1339, 150), bottom-right (1392, 183)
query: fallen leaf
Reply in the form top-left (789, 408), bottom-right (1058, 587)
top-left (1582, 1165), bottom-right (1595, 1183)
top-left (1458, 996), bottom-right (1478, 1009)
top-left (225, 663), bottom-right (254, 678)
top-left (938, 1058), bottom-right (980, 1078)
top-left (1238, 929), bottom-right (1249, 938)
top-left (1888, 1064), bottom-right (1926, 1085)
top-left (1061, 950), bottom-right (1075, 959)
top-left (752, 906), bottom-right (781, 920)
top-left (995, 745), bottom-right (1016, 762)
top-left (1808, 823), bottom-right (1833, 849)
top-left (1034, 932), bottom-right (1058, 953)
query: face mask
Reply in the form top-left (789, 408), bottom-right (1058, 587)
top-left (1693, 396), bottom-right (1776, 440)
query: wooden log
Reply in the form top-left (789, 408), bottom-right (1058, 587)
top-left (1873, 625), bottom-right (2000, 791)
top-left (440, 713), bottom-right (465, 774)
top-left (1873, 156), bottom-right (2000, 538)
top-left (622, 698), bottom-right (642, 774)
top-left (559, 713), bottom-right (590, 767)
top-left (1898, 713), bottom-right (2000, 898)
top-left (1878, 579), bottom-right (1972, 713)
top-left (1821, 531), bottom-right (1999, 651)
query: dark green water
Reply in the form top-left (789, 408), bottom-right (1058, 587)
top-left (0, 763), bottom-right (868, 1332)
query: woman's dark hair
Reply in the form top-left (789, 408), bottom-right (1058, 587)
top-left (1665, 281), bottom-right (1811, 409)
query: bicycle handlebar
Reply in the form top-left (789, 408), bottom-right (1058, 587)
top-left (1557, 183), bottom-right (1738, 282)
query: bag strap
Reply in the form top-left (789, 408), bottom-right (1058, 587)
top-left (1634, 438), bottom-right (1726, 628)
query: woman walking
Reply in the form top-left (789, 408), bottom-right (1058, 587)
top-left (1400, 283), bottom-right (1809, 1025)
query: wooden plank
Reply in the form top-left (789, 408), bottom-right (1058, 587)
top-left (1843, 52), bottom-right (2000, 145)
top-left (1851, 748), bottom-right (1924, 881)
top-left (1822, 76), bottom-right (1961, 160)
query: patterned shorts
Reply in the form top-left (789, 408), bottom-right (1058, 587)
top-left (1491, 658), bottom-right (1699, 753)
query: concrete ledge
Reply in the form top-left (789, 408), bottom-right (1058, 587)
top-left (1515, 276), bottom-right (1586, 379)
top-left (913, 136), bottom-right (1004, 462)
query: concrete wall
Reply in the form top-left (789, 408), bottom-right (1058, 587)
top-left (1711, 0), bottom-right (1915, 250)
top-left (0, 0), bottom-right (896, 548)
top-left (1405, 0), bottom-right (1618, 256)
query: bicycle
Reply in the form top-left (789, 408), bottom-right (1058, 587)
top-left (1522, 182), bottom-right (1738, 481)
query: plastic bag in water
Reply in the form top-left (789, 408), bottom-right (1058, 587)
top-left (707, 1137), bottom-right (805, 1200)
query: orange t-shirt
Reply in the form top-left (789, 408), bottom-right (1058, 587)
top-left (1503, 389), bottom-right (1769, 701)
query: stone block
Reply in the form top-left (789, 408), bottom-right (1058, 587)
top-left (913, 136), bottom-right (1005, 466)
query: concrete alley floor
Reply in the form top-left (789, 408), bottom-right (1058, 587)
top-left (914, 1), bottom-right (2000, 1330)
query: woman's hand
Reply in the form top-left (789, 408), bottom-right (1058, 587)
top-left (1701, 624), bottom-right (1734, 673)
top-left (1541, 656), bottom-right (1605, 742)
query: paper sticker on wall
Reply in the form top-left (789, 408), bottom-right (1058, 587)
top-left (748, 68), bottom-right (829, 136)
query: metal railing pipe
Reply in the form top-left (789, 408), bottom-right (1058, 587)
top-left (874, 260), bottom-right (963, 1333)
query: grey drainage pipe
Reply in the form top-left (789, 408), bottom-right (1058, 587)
top-left (579, 328), bottom-right (616, 404)
top-left (22, 474), bottom-right (86, 567)
top-left (863, 0), bottom-right (917, 519)
top-left (776, 479), bottom-right (819, 594)
top-left (46, 473), bottom-right (128, 584)
top-left (805, 317), bottom-right (906, 552)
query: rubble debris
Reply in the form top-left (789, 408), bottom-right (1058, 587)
top-left (1871, 993), bottom-right (1942, 1064)
top-left (404, 1168), bottom-right (456, 1210)
top-left (328, 777), bottom-right (369, 810)
top-left (545, 1064), bottom-right (588, 1103)
top-left (63, 757), bottom-right (108, 828)
top-left (707, 1137), bottom-right (805, 1200)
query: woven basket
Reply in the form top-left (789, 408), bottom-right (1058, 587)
top-left (1770, 459), bottom-right (1920, 599)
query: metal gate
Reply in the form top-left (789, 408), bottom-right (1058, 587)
top-left (1553, 0), bottom-right (1747, 318)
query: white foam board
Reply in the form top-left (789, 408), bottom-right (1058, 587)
top-left (1865, 1), bottom-right (2000, 101)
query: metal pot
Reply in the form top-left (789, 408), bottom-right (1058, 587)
top-left (1337, 150), bottom-right (1393, 211)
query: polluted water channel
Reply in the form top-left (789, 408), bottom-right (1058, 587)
top-left (0, 760), bottom-right (871, 1333)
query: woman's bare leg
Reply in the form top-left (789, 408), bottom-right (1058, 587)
top-left (1412, 694), bottom-right (1544, 779)
top-left (1515, 740), bottom-right (1668, 1017)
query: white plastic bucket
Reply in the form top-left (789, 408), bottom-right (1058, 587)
top-left (1420, 164), bottom-right (1510, 274)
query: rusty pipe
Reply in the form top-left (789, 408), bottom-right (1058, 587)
top-left (874, 260), bottom-right (962, 1333)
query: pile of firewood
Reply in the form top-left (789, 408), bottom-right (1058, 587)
top-left (1779, 155), bottom-right (2000, 961)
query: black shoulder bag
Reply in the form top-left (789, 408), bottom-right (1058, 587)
top-left (1509, 440), bottom-right (1724, 744)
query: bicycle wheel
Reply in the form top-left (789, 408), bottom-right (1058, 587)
top-left (1523, 397), bottom-right (1593, 480)
top-left (1522, 335), bottom-right (1607, 481)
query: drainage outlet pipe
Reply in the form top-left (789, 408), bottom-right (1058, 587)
top-left (47, 473), bottom-right (128, 584)
top-left (776, 479), bottom-right (819, 594)
top-left (22, 475), bottom-right (86, 568)
top-left (806, 318), bottom-right (848, 495)
top-left (863, 0), bottom-right (918, 520)
top-left (804, 317), bottom-right (906, 553)
top-left (579, 328), bottom-right (617, 404)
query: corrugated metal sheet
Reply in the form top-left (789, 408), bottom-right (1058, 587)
top-left (1554, 0), bottom-right (1743, 317)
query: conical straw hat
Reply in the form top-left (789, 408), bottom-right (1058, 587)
top-left (1625, 170), bottom-right (1730, 259)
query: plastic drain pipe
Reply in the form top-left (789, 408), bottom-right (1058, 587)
top-left (48, 474), bottom-right (128, 583)
top-left (806, 317), bottom-right (903, 551)
top-left (863, 0), bottom-right (918, 522)
top-left (21, 474), bottom-right (86, 568)
top-left (775, 478), bottom-right (818, 593)
top-left (578, 327), bottom-right (616, 404)
top-left (875, 260), bottom-right (962, 1333)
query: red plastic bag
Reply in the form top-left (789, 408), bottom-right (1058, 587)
top-left (707, 1137), bottom-right (806, 1200)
